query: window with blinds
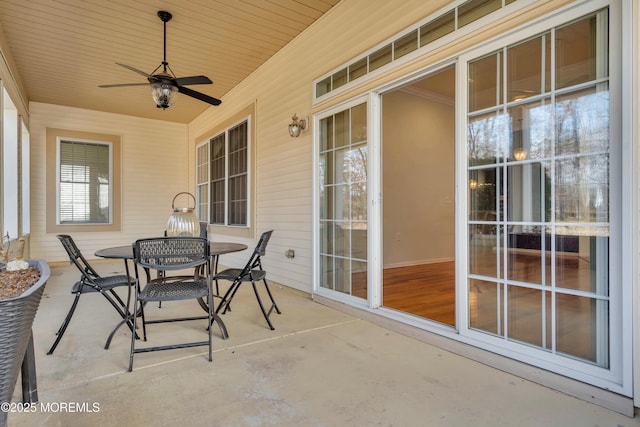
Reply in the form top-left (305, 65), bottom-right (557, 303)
top-left (58, 139), bottom-right (111, 224)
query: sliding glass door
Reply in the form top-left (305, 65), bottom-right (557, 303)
top-left (314, 0), bottom-right (628, 394)
top-left (318, 101), bottom-right (368, 300)
top-left (466, 8), bottom-right (614, 368)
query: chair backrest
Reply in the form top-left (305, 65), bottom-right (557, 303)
top-left (56, 234), bottom-right (101, 282)
top-left (133, 237), bottom-right (210, 272)
top-left (240, 230), bottom-right (273, 274)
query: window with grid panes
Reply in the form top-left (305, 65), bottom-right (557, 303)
top-left (227, 121), bottom-right (248, 225)
top-left (197, 119), bottom-right (249, 226)
top-left (195, 143), bottom-right (209, 221)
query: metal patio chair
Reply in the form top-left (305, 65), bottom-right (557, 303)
top-left (214, 230), bottom-right (281, 330)
top-left (129, 236), bottom-right (213, 371)
top-left (47, 234), bottom-right (134, 355)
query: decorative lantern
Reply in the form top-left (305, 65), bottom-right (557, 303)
top-left (166, 192), bottom-right (199, 237)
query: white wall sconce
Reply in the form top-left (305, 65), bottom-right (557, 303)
top-left (288, 114), bottom-right (307, 137)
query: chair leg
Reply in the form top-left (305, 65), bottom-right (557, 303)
top-left (215, 279), bottom-right (233, 314)
top-left (107, 289), bottom-right (127, 313)
top-left (47, 294), bottom-right (81, 355)
top-left (207, 291), bottom-right (213, 362)
top-left (215, 280), bottom-right (240, 315)
top-left (102, 291), bottom-right (133, 328)
top-left (128, 314), bottom-right (135, 372)
top-left (251, 281), bottom-right (275, 330)
top-left (216, 278), bottom-right (280, 330)
top-left (214, 278), bottom-right (231, 311)
top-left (140, 299), bottom-right (147, 341)
top-left (129, 297), bottom-right (142, 372)
top-left (107, 288), bottom-right (142, 320)
top-left (101, 289), bottom-right (141, 349)
top-left (262, 278), bottom-right (281, 315)
top-left (223, 281), bottom-right (243, 314)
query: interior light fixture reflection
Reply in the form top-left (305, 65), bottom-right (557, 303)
top-left (513, 147), bottom-right (528, 161)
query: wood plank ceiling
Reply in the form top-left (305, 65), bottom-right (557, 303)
top-left (0, 0), bottom-right (340, 123)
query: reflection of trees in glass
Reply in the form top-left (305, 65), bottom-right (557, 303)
top-left (468, 113), bottom-right (508, 165)
top-left (514, 101), bottom-right (553, 160)
top-left (555, 88), bottom-right (609, 223)
top-left (556, 89), bottom-right (609, 154)
top-left (556, 156), bottom-right (609, 222)
top-left (468, 89), bottom-right (609, 224)
top-left (343, 145), bottom-right (367, 221)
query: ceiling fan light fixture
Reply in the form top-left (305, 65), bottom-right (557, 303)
top-left (151, 82), bottom-right (178, 109)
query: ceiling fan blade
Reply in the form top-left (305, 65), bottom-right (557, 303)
top-left (174, 75), bottom-right (213, 86)
top-left (178, 86), bottom-right (222, 106)
top-left (99, 83), bottom-right (149, 88)
top-left (116, 63), bottom-right (151, 78)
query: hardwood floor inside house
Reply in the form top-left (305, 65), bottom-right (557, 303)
top-left (381, 253), bottom-right (599, 364)
top-left (382, 261), bottom-right (456, 326)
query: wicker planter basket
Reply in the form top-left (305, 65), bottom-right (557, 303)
top-left (0, 259), bottom-right (49, 427)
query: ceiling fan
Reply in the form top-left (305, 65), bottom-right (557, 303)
top-left (99, 10), bottom-right (221, 109)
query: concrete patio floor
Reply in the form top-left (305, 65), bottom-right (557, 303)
top-left (6, 259), bottom-right (640, 427)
